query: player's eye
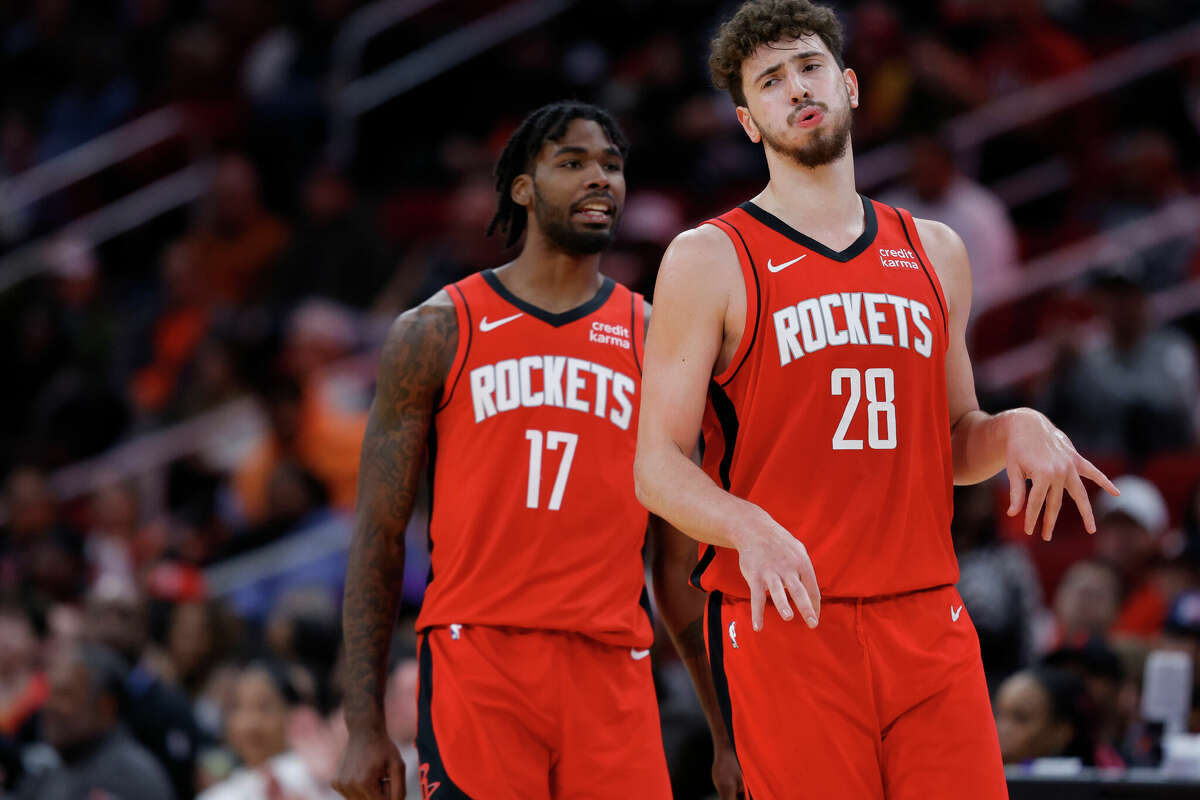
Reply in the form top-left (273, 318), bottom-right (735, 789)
top-left (604, 162), bottom-right (622, 172)
top-left (804, 63), bottom-right (821, 71)
top-left (561, 160), bottom-right (581, 168)
top-left (763, 77), bottom-right (779, 88)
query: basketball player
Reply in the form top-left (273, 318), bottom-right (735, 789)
top-left (334, 101), bottom-right (740, 800)
top-left (633, 2), bottom-right (1119, 798)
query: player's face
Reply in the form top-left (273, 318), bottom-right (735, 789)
top-left (523, 118), bottom-right (626, 255)
top-left (736, 35), bottom-right (858, 169)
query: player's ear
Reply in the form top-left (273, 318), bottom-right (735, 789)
top-left (844, 67), bottom-right (859, 109)
top-left (510, 173), bottom-right (534, 208)
top-left (735, 106), bottom-right (762, 144)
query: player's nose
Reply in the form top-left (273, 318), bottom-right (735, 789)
top-left (582, 160), bottom-right (610, 189)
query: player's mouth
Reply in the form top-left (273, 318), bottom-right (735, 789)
top-left (792, 106), bottom-right (825, 128)
top-left (571, 198), bottom-right (615, 224)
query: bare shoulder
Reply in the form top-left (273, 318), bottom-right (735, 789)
top-left (375, 289), bottom-right (459, 412)
top-left (913, 217), bottom-right (971, 313)
top-left (655, 225), bottom-right (741, 307)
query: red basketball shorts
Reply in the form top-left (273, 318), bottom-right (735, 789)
top-left (415, 625), bottom-right (671, 800)
top-left (705, 584), bottom-right (1008, 800)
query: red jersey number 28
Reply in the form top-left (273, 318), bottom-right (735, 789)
top-left (524, 429), bottom-right (579, 510)
top-left (831, 368), bottom-right (897, 451)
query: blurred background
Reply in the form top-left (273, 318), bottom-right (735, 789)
top-left (1, 0), bottom-right (1200, 797)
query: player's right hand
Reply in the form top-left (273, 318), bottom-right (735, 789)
top-left (734, 507), bottom-right (820, 632)
top-left (332, 728), bottom-right (405, 800)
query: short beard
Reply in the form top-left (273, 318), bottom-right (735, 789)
top-left (758, 103), bottom-right (852, 169)
top-left (532, 185), bottom-right (616, 255)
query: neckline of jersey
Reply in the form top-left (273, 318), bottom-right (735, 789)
top-left (738, 194), bottom-right (878, 263)
top-left (481, 269), bottom-right (616, 327)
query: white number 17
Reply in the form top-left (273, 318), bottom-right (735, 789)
top-left (525, 429), bottom-right (578, 510)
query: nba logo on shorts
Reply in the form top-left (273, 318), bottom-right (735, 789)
top-left (729, 620), bottom-right (739, 649)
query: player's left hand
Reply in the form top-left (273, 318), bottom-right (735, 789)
top-left (712, 742), bottom-right (744, 799)
top-left (1003, 409), bottom-right (1119, 541)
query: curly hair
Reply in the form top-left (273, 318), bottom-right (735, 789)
top-left (487, 101), bottom-right (629, 248)
top-left (709, 0), bottom-right (845, 107)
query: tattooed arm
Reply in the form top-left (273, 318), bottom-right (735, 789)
top-left (334, 292), bottom-right (457, 800)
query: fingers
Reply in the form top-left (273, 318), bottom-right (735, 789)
top-left (389, 754), bottom-right (404, 800)
top-left (767, 576), bottom-right (794, 623)
top-left (1077, 455), bottom-right (1120, 496)
top-left (795, 548), bottom-right (821, 625)
top-left (1023, 477), bottom-right (1049, 536)
top-left (784, 573), bottom-right (818, 629)
top-left (1065, 470), bottom-right (1097, 533)
top-left (1007, 467), bottom-right (1027, 516)
top-left (749, 582), bottom-right (765, 632)
top-left (1041, 483), bottom-right (1063, 542)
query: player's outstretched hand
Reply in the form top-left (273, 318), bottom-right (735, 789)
top-left (735, 507), bottom-right (820, 632)
top-left (332, 728), bottom-right (405, 800)
top-left (712, 741), bottom-right (745, 799)
top-left (1003, 409), bottom-right (1119, 542)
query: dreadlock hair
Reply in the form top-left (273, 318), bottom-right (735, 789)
top-left (487, 101), bottom-right (629, 248)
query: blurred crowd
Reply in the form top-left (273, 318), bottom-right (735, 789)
top-left (2, 0), bottom-right (1200, 797)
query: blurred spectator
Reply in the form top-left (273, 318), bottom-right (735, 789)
top-left (83, 479), bottom-right (145, 586)
top-left (269, 164), bottom-right (393, 311)
top-left (15, 643), bottom-right (174, 800)
top-left (1094, 475), bottom-right (1172, 637)
top-left (233, 371), bottom-right (364, 524)
top-left (131, 242), bottom-right (214, 416)
top-left (1042, 274), bottom-right (1199, 460)
top-left (1043, 639), bottom-right (1128, 767)
top-left (1100, 131), bottom-right (1197, 289)
top-left (1159, 590), bottom-right (1200, 733)
top-left (994, 665), bottom-right (1096, 766)
top-left (0, 607), bottom-right (45, 743)
top-left (197, 660), bottom-right (338, 800)
top-left (37, 30), bottom-right (137, 160)
top-left (0, 468), bottom-right (85, 615)
top-left (179, 154), bottom-right (290, 307)
top-left (952, 482), bottom-right (1043, 688)
top-left (1050, 558), bottom-right (1123, 648)
top-left (84, 576), bottom-right (204, 800)
top-left (879, 134), bottom-right (1021, 310)
top-left (382, 658), bottom-right (421, 799)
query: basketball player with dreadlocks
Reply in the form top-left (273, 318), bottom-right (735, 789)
top-left (334, 101), bottom-right (742, 800)
top-left (634, 1), bottom-right (1119, 798)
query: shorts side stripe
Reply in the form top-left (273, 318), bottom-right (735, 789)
top-left (416, 632), bottom-right (473, 799)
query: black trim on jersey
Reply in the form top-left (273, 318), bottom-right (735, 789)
top-left (711, 219), bottom-right (762, 388)
top-left (437, 284), bottom-right (472, 412)
top-left (739, 194), bottom-right (878, 263)
top-left (630, 293), bottom-right (643, 375)
top-left (889, 205), bottom-right (949, 338)
top-left (706, 591), bottom-right (739, 756)
top-left (690, 380), bottom-right (740, 590)
top-left (417, 633), bottom-right (473, 799)
top-left (481, 269), bottom-right (615, 327)
top-left (424, 426), bottom-right (438, 587)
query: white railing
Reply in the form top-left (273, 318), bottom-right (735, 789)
top-left (854, 19), bottom-right (1200, 191)
top-left (0, 160), bottom-right (214, 294)
top-left (329, 0), bottom-right (576, 163)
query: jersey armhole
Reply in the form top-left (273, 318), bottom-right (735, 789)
top-left (705, 218), bottom-right (761, 388)
top-left (631, 290), bottom-right (646, 374)
top-left (436, 283), bottom-right (473, 412)
top-left (891, 204), bottom-right (949, 340)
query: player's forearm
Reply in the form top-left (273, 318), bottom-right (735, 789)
top-left (634, 443), bottom-right (763, 550)
top-left (952, 407), bottom-right (1034, 485)
top-left (650, 538), bottom-right (732, 748)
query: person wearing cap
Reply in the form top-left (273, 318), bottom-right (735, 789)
top-left (1094, 475), bottom-right (1171, 636)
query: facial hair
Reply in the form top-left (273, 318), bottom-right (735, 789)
top-left (532, 184), bottom-right (618, 255)
top-left (757, 96), bottom-right (853, 169)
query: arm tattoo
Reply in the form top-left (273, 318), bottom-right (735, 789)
top-left (341, 293), bottom-right (457, 730)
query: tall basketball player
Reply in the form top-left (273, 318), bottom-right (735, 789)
top-left (334, 102), bottom-right (740, 800)
top-left (634, 2), bottom-right (1119, 799)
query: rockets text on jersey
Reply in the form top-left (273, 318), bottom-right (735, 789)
top-left (693, 196), bottom-right (958, 599)
top-left (415, 269), bottom-right (654, 647)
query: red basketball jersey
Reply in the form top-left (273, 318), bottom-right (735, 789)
top-left (692, 197), bottom-right (957, 599)
top-left (414, 269), bottom-right (653, 648)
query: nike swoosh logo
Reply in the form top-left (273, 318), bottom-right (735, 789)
top-left (479, 312), bottom-right (523, 332)
top-left (630, 648), bottom-right (651, 661)
top-left (767, 254), bottom-right (806, 273)
top-left (951, 605), bottom-right (963, 622)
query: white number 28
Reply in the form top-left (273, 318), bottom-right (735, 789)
top-left (831, 367), bottom-right (897, 450)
